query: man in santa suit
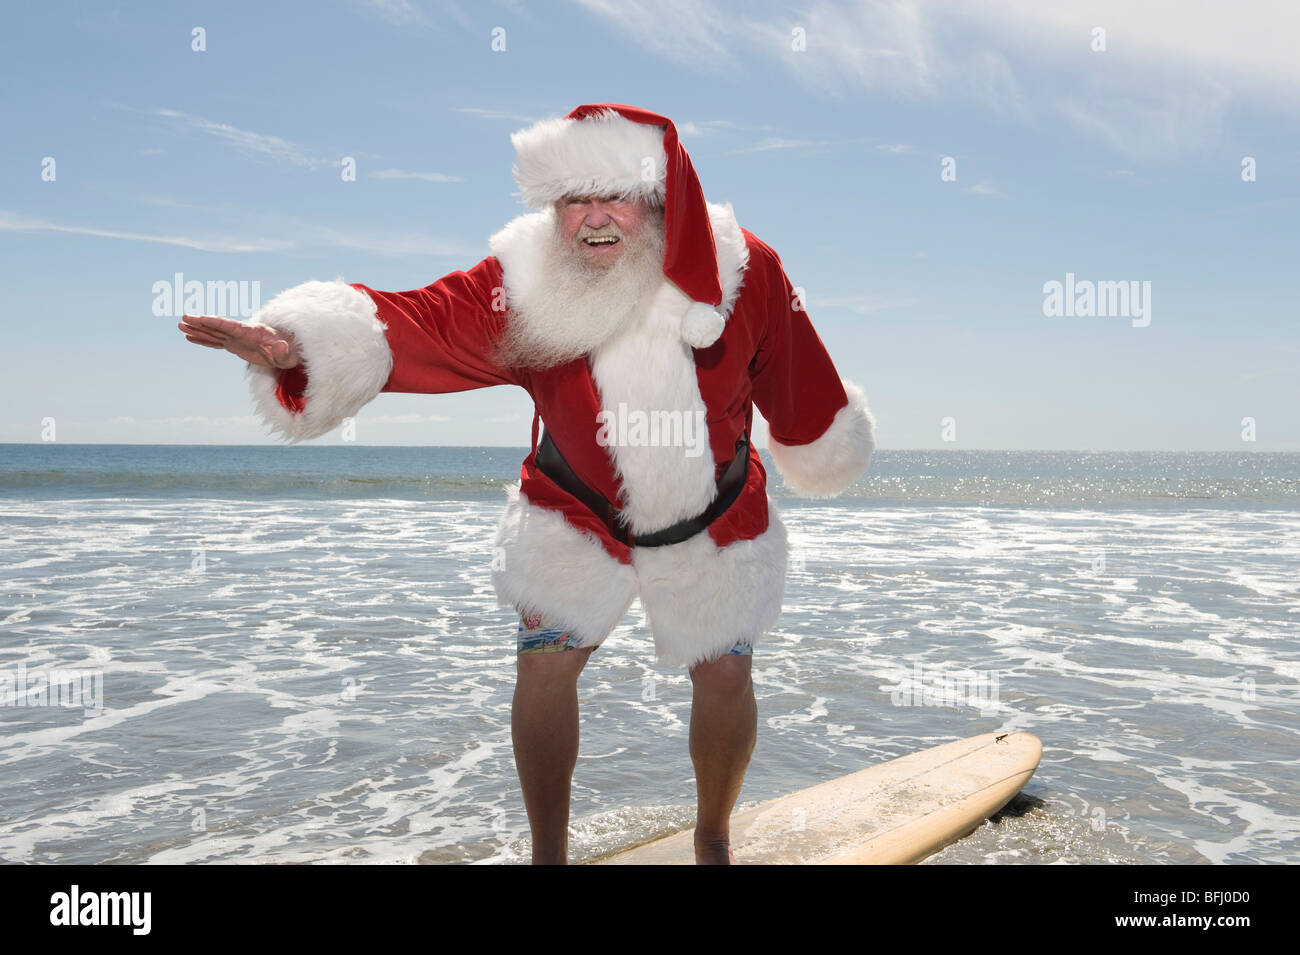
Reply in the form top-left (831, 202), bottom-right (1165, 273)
top-left (178, 104), bottom-right (877, 864)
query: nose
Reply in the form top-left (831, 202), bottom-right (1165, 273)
top-left (584, 202), bottom-right (614, 229)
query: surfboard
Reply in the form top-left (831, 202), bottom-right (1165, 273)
top-left (589, 731), bottom-right (1041, 865)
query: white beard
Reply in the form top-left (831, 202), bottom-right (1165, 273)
top-left (495, 208), bottom-right (667, 370)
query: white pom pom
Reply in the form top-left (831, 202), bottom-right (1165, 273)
top-left (681, 301), bottom-right (726, 348)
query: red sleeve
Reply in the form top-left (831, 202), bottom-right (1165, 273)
top-left (367, 256), bottom-right (521, 394)
top-left (747, 237), bottom-right (848, 445)
top-left (272, 256), bottom-right (519, 407)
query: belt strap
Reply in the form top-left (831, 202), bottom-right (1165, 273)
top-left (536, 429), bottom-right (750, 548)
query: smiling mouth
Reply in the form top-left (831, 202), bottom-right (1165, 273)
top-left (583, 236), bottom-right (620, 248)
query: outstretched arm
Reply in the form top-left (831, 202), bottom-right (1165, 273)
top-left (178, 256), bottom-right (518, 443)
top-left (747, 235), bottom-right (877, 497)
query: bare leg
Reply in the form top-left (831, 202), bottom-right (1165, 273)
top-left (511, 645), bottom-right (595, 864)
top-left (688, 652), bottom-right (756, 865)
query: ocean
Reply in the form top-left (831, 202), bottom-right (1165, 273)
top-left (1, 443), bottom-right (1297, 864)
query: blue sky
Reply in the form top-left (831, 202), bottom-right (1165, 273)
top-left (2, 0), bottom-right (1296, 449)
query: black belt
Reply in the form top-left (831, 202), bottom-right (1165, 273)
top-left (536, 428), bottom-right (750, 548)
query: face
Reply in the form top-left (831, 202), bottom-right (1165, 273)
top-left (556, 194), bottom-right (655, 270)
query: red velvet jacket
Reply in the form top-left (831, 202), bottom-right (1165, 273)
top-left (269, 230), bottom-right (854, 563)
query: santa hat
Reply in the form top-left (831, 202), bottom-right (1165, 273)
top-left (510, 104), bottom-right (727, 348)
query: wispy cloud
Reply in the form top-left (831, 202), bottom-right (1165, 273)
top-left (875, 143), bottom-right (912, 154)
top-left (963, 180), bottom-right (1003, 197)
top-left (354, 0), bottom-right (430, 27)
top-left (0, 210), bottom-right (292, 254)
top-left (304, 224), bottom-right (474, 258)
top-left (454, 106), bottom-right (545, 124)
top-left (681, 119), bottom-right (780, 135)
top-left (137, 195), bottom-right (239, 212)
top-left (148, 107), bottom-right (338, 169)
top-left (571, 0), bottom-right (742, 72)
top-left (812, 293), bottom-right (918, 314)
top-left (973, 0), bottom-right (1300, 91)
top-left (724, 138), bottom-right (835, 155)
top-left (679, 118), bottom-right (789, 143)
top-left (0, 209), bottom-right (476, 258)
top-left (573, 0), bottom-right (1300, 160)
top-left (371, 168), bottom-right (465, 182)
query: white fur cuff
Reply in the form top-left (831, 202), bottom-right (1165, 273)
top-left (244, 279), bottom-right (393, 443)
top-left (767, 379), bottom-right (876, 497)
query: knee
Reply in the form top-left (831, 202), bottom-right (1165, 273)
top-left (516, 646), bottom-right (595, 688)
top-left (688, 652), bottom-right (753, 697)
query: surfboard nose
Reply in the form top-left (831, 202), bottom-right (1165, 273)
top-left (593, 731), bottom-right (1047, 865)
top-left (997, 731), bottom-right (1043, 767)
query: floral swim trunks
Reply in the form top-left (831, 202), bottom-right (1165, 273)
top-left (516, 609), bottom-right (753, 656)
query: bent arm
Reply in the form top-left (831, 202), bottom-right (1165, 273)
top-left (247, 256), bottom-right (517, 443)
top-left (747, 237), bottom-right (877, 497)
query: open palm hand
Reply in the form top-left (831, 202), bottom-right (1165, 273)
top-left (177, 314), bottom-right (302, 369)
